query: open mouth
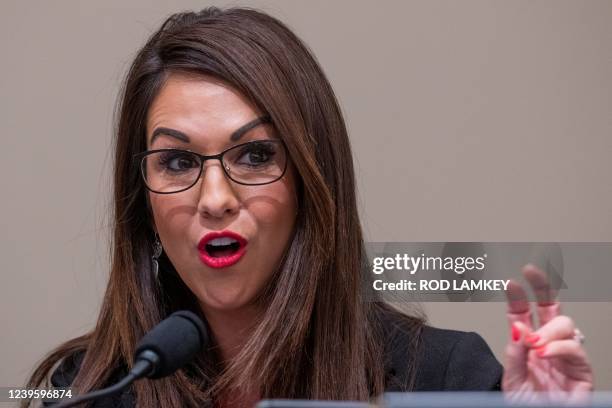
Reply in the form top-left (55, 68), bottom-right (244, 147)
top-left (198, 231), bottom-right (248, 269)
top-left (205, 237), bottom-right (242, 257)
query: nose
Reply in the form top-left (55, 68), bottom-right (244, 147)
top-left (196, 160), bottom-right (240, 219)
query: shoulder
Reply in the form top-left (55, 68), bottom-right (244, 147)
top-left (46, 350), bottom-right (134, 407)
top-left (378, 307), bottom-right (503, 391)
top-left (49, 349), bottom-right (86, 388)
top-left (415, 325), bottom-right (503, 391)
top-left (43, 350), bottom-right (86, 407)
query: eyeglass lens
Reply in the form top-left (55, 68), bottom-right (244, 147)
top-left (141, 140), bottom-right (286, 193)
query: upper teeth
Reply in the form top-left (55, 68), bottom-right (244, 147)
top-left (208, 237), bottom-right (238, 246)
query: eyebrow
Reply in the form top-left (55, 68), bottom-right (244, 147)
top-left (150, 115), bottom-right (272, 145)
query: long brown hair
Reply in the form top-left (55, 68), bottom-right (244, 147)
top-left (24, 7), bottom-right (424, 406)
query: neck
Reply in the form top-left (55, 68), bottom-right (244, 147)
top-left (200, 303), bottom-right (261, 363)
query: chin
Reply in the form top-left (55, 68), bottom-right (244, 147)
top-left (197, 289), bottom-right (257, 313)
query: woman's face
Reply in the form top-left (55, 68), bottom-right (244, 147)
top-left (145, 73), bottom-right (298, 314)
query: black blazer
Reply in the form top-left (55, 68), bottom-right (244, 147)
top-left (45, 311), bottom-right (502, 406)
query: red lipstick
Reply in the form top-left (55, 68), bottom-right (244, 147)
top-left (198, 230), bottom-right (248, 269)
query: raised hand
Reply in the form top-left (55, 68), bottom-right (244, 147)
top-left (502, 263), bottom-right (593, 403)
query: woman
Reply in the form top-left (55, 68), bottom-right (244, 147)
top-left (25, 7), bottom-right (593, 407)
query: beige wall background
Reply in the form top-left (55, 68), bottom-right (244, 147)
top-left (1, 0), bottom-right (611, 396)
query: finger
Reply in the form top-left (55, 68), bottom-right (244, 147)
top-left (536, 302), bottom-right (562, 327)
top-left (522, 263), bottom-right (561, 325)
top-left (524, 315), bottom-right (575, 348)
top-left (505, 279), bottom-right (534, 330)
top-left (534, 339), bottom-right (590, 367)
top-left (504, 321), bottom-right (531, 382)
top-left (505, 279), bottom-right (529, 313)
top-left (522, 263), bottom-right (558, 304)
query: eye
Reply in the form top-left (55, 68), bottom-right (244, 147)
top-left (235, 142), bottom-right (277, 168)
top-left (157, 151), bottom-right (199, 172)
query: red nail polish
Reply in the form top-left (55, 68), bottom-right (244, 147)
top-left (535, 346), bottom-right (547, 357)
top-left (525, 334), bottom-right (540, 344)
top-left (511, 323), bottom-right (521, 342)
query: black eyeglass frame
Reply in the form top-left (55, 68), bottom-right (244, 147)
top-left (132, 139), bottom-right (289, 194)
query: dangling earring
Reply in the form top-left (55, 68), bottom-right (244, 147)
top-left (152, 233), bottom-right (163, 281)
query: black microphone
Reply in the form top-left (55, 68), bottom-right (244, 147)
top-left (54, 310), bottom-right (207, 408)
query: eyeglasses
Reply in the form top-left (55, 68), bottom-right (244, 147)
top-left (133, 139), bottom-right (288, 194)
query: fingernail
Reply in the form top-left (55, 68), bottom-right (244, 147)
top-left (525, 334), bottom-right (540, 344)
top-left (535, 345), bottom-right (547, 357)
top-left (511, 323), bottom-right (521, 342)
